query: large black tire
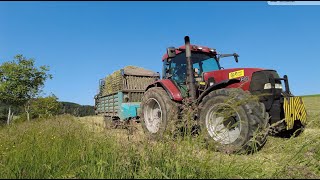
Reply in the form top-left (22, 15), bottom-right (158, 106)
top-left (140, 87), bottom-right (179, 140)
top-left (198, 88), bottom-right (269, 154)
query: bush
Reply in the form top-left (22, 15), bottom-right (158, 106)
top-left (16, 95), bottom-right (62, 122)
top-left (29, 95), bottom-right (62, 119)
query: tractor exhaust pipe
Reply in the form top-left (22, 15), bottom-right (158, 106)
top-left (184, 36), bottom-right (197, 102)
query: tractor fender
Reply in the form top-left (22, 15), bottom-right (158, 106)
top-left (145, 79), bottom-right (183, 101)
top-left (196, 78), bottom-right (241, 105)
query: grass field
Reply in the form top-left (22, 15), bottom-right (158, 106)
top-left (0, 96), bottom-right (319, 178)
top-left (301, 94), bottom-right (320, 98)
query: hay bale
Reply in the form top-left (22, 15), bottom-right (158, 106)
top-left (101, 66), bottom-right (159, 96)
top-left (102, 69), bottom-right (122, 96)
top-left (123, 66), bottom-right (158, 77)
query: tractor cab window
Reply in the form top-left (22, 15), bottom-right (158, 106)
top-left (193, 57), bottom-right (220, 75)
top-left (166, 52), bottom-right (220, 84)
top-left (169, 58), bottom-right (187, 84)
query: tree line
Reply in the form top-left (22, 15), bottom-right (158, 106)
top-left (60, 101), bottom-right (95, 117)
top-left (0, 54), bottom-right (94, 125)
top-left (0, 100), bottom-right (95, 124)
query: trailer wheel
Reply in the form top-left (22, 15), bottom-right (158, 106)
top-left (104, 116), bottom-right (112, 129)
top-left (141, 87), bottom-right (179, 140)
top-left (199, 88), bottom-right (269, 154)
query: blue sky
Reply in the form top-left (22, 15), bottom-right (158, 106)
top-left (0, 1), bottom-right (319, 105)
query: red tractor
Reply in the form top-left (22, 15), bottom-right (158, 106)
top-left (140, 36), bottom-right (307, 153)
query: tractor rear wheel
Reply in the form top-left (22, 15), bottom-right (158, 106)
top-left (199, 88), bottom-right (269, 154)
top-left (141, 87), bottom-right (179, 140)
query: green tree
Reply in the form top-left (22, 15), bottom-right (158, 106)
top-left (0, 54), bottom-right (52, 124)
top-left (29, 95), bottom-right (62, 119)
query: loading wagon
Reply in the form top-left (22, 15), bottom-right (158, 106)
top-left (94, 66), bottom-right (160, 123)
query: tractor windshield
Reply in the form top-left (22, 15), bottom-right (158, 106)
top-left (166, 52), bottom-right (220, 84)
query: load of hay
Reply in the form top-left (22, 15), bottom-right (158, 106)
top-left (101, 66), bottom-right (159, 96)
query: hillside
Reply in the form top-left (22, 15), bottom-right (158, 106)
top-left (60, 101), bottom-right (95, 117)
top-left (301, 94), bottom-right (320, 97)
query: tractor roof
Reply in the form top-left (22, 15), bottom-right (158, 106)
top-left (162, 44), bottom-right (217, 61)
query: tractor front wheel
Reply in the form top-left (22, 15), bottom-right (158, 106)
top-left (199, 88), bottom-right (269, 154)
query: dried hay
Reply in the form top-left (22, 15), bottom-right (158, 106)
top-left (101, 66), bottom-right (158, 96)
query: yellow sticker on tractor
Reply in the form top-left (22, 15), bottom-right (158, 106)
top-left (283, 97), bottom-right (307, 130)
top-left (229, 69), bottom-right (244, 79)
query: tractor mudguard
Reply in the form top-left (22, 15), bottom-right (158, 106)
top-left (145, 79), bottom-right (183, 101)
top-left (196, 78), bottom-right (240, 105)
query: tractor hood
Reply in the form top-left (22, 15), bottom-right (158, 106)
top-left (203, 68), bottom-right (266, 91)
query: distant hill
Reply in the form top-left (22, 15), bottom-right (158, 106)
top-left (300, 94), bottom-right (320, 97)
top-left (60, 101), bottom-right (95, 117)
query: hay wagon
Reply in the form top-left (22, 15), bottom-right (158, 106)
top-left (94, 66), bottom-right (160, 123)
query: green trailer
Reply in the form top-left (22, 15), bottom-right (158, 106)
top-left (94, 66), bottom-right (160, 124)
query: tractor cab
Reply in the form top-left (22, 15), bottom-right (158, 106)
top-left (162, 45), bottom-right (238, 97)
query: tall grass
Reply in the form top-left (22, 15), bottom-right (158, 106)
top-left (0, 96), bottom-right (319, 178)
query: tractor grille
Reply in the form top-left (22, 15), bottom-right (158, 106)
top-left (249, 70), bottom-right (282, 98)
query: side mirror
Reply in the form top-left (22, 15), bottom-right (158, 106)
top-left (233, 53), bottom-right (239, 63)
top-left (218, 53), bottom-right (239, 63)
top-left (167, 47), bottom-right (176, 58)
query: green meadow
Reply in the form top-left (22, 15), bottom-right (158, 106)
top-left (0, 96), bottom-right (319, 179)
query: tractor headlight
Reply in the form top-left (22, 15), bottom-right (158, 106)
top-left (264, 83), bottom-right (282, 89)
